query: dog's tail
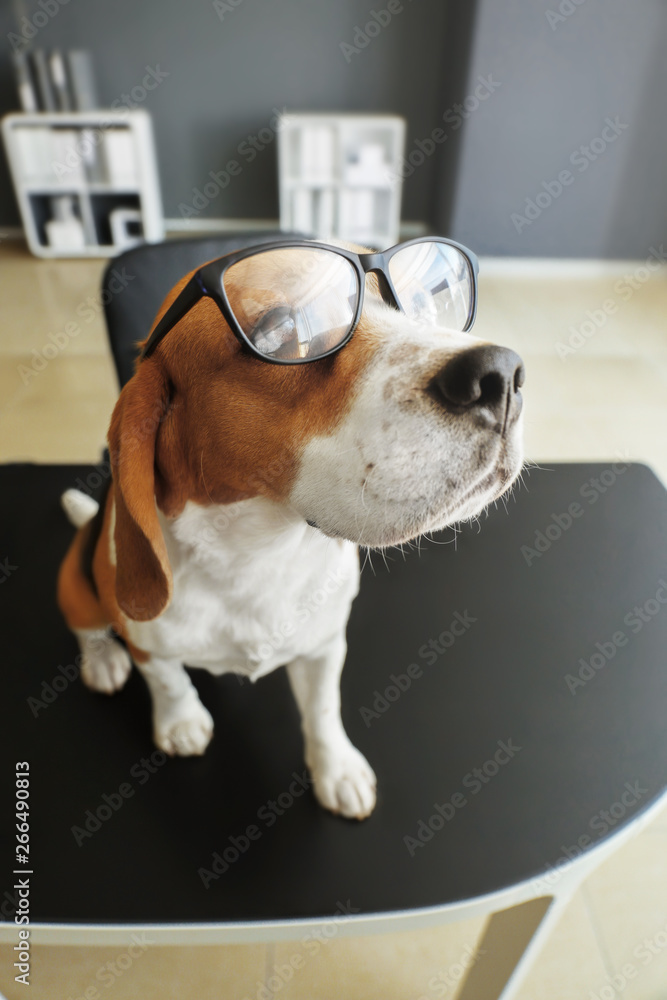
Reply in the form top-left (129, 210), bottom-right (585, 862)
top-left (61, 488), bottom-right (100, 528)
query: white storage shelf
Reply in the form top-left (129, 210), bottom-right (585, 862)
top-left (278, 113), bottom-right (405, 249)
top-left (2, 110), bottom-right (164, 258)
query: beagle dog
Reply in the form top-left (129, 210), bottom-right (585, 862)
top-left (57, 239), bottom-right (524, 820)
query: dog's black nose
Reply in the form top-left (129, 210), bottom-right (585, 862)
top-left (429, 345), bottom-right (525, 427)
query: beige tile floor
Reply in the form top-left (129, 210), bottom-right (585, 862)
top-left (1, 240), bottom-right (666, 999)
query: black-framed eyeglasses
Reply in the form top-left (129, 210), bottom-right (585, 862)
top-left (140, 236), bottom-right (480, 365)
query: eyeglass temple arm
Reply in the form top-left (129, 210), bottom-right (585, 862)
top-left (140, 275), bottom-right (206, 360)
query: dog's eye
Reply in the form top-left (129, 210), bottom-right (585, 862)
top-left (249, 307), bottom-right (297, 356)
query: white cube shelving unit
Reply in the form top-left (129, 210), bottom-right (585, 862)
top-left (2, 109), bottom-right (164, 257)
top-left (278, 113), bottom-right (405, 249)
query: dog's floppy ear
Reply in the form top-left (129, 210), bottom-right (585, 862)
top-left (108, 359), bottom-right (172, 622)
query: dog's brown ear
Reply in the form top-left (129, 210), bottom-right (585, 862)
top-left (108, 359), bottom-right (172, 622)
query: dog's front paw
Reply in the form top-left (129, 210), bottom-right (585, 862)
top-left (81, 636), bottom-right (132, 694)
top-left (309, 742), bottom-right (377, 820)
top-left (154, 699), bottom-right (214, 756)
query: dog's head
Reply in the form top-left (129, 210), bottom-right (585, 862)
top-left (108, 245), bottom-right (524, 620)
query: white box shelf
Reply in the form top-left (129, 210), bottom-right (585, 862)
top-left (278, 113), bottom-right (405, 249)
top-left (2, 110), bottom-right (164, 257)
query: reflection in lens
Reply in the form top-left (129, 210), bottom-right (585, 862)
top-left (388, 242), bottom-right (472, 331)
top-left (248, 306), bottom-right (297, 355)
top-left (222, 247), bottom-right (359, 360)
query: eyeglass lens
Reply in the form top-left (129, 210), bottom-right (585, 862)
top-left (222, 247), bottom-right (359, 361)
top-left (387, 241), bottom-right (473, 331)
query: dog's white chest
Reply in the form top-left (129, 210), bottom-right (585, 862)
top-left (124, 498), bottom-right (359, 679)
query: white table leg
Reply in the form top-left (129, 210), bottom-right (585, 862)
top-left (455, 860), bottom-right (593, 1000)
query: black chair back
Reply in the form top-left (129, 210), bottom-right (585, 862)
top-left (100, 232), bottom-right (305, 388)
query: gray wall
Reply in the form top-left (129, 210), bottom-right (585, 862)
top-left (445, 0), bottom-right (667, 257)
top-left (1, 0), bottom-right (459, 229)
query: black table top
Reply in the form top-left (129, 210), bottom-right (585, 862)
top-left (1, 462), bottom-right (666, 928)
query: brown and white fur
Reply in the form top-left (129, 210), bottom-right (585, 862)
top-left (57, 251), bottom-right (524, 820)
